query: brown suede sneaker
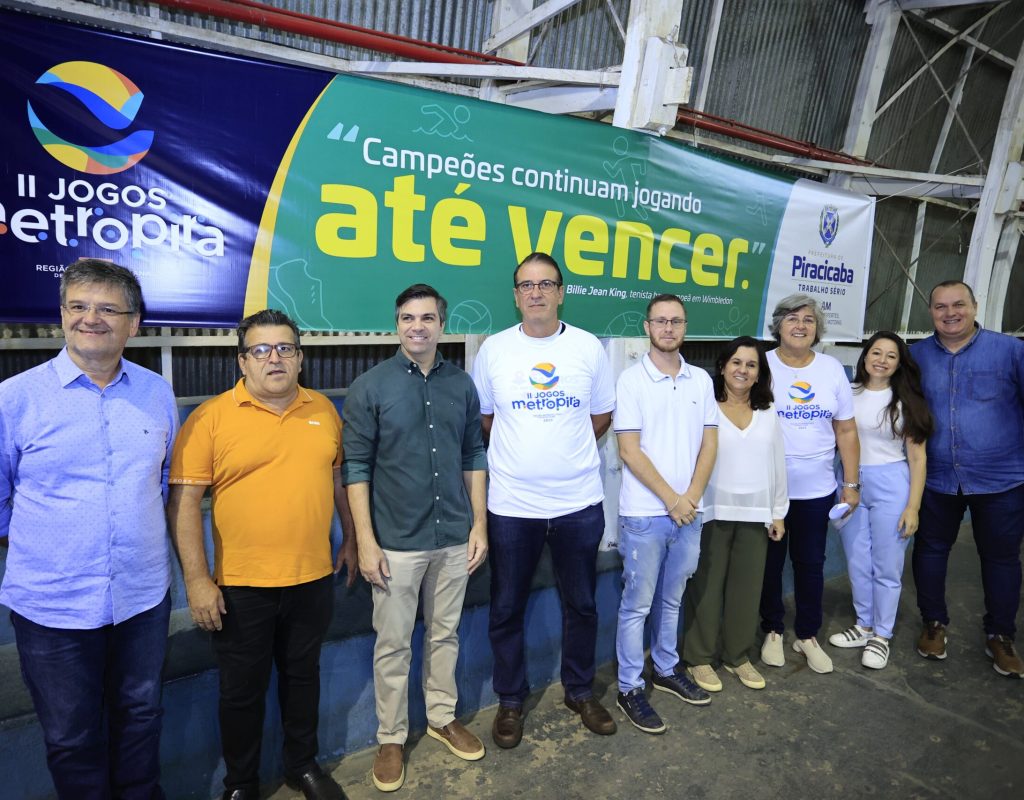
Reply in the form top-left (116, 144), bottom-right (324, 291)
top-left (986, 635), bottom-right (1024, 678)
top-left (427, 720), bottom-right (485, 760)
top-left (917, 621), bottom-right (947, 660)
top-left (372, 743), bottom-right (404, 793)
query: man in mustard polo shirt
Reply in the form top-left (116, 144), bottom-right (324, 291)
top-left (168, 309), bottom-right (356, 800)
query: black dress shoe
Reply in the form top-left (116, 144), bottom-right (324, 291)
top-left (221, 790), bottom-right (258, 800)
top-left (285, 762), bottom-right (348, 800)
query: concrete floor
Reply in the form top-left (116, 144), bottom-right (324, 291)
top-left (267, 529), bottom-right (1024, 800)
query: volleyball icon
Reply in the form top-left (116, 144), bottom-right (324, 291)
top-left (447, 300), bottom-right (492, 334)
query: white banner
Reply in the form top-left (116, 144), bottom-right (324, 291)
top-left (761, 179), bottom-right (874, 342)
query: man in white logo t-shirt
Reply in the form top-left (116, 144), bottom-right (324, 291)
top-left (472, 252), bottom-right (616, 749)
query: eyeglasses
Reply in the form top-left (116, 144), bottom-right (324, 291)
top-left (782, 314), bottom-right (817, 326)
top-left (243, 343), bottom-right (299, 360)
top-left (514, 280), bottom-right (561, 295)
top-left (647, 317), bottom-right (687, 329)
top-left (62, 302), bottom-right (136, 318)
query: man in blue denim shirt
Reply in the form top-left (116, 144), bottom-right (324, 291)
top-left (910, 280), bottom-right (1024, 677)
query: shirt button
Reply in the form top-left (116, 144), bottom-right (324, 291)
top-left (429, 424), bottom-right (433, 429)
top-left (434, 472), bottom-right (438, 477)
top-left (436, 519), bottom-right (440, 523)
top-left (432, 448), bottom-right (436, 452)
top-left (426, 401), bottom-right (431, 406)
top-left (435, 496), bottom-right (440, 500)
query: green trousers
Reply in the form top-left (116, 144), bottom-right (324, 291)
top-left (682, 519), bottom-right (769, 667)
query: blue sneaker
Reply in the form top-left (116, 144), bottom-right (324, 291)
top-left (652, 671), bottom-right (712, 706)
top-left (616, 688), bottom-right (666, 734)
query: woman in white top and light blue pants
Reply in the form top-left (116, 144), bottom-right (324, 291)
top-left (828, 332), bottom-right (931, 669)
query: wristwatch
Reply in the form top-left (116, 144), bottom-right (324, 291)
top-left (842, 482), bottom-right (861, 491)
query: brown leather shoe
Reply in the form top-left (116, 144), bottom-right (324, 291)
top-left (427, 720), bottom-right (485, 760)
top-left (371, 744), bottom-right (404, 793)
top-left (917, 621), bottom-right (947, 660)
top-left (564, 695), bottom-right (617, 735)
top-left (491, 705), bottom-right (523, 749)
top-left (987, 635), bottom-right (1024, 677)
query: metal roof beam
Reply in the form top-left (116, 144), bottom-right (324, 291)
top-left (906, 8), bottom-right (1016, 69)
top-left (874, 2), bottom-right (1006, 119)
top-left (692, 0), bottom-right (725, 113)
top-left (964, 35), bottom-right (1024, 326)
top-left (843, 2), bottom-right (902, 160)
top-left (895, 0), bottom-right (1005, 9)
top-left (343, 62), bottom-right (620, 84)
top-left (483, 0), bottom-right (584, 52)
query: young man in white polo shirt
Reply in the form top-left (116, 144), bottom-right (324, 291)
top-left (613, 294), bottom-right (718, 733)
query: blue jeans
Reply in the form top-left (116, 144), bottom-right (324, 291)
top-left (616, 514), bottom-right (701, 693)
top-left (760, 494), bottom-right (832, 640)
top-left (488, 503), bottom-right (604, 706)
top-left (12, 593), bottom-right (171, 800)
top-left (913, 484), bottom-right (1024, 637)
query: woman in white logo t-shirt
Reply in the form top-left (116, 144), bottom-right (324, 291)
top-left (826, 332), bottom-right (931, 669)
top-left (759, 294), bottom-right (860, 675)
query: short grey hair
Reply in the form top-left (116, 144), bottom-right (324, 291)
top-left (769, 293), bottom-right (826, 346)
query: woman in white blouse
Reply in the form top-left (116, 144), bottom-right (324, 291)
top-left (828, 331), bottom-right (931, 669)
top-left (683, 337), bottom-right (788, 691)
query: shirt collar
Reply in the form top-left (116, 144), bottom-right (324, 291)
top-left (54, 346), bottom-right (129, 389)
top-left (393, 347), bottom-right (445, 375)
top-left (931, 322), bottom-right (983, 355)
top-left (231, 377), bottom-right (312, 413)
top-left (640, 351), bottom-right (689, 381)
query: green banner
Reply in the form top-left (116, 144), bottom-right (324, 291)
top-left (245, 74), bottom-right (852, 338)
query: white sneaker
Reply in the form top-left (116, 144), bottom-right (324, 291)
top-left (862, 636), bottom-right (890, 669)
top-left (761, 632), bottom-right (785, 667)
top-left (828, 624), bottom-right (873, 648)
top-left (793, 637), bottom-right (834, 673)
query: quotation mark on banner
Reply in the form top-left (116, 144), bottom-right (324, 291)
top-left (327, 123), bottom-right (360, 142)
top-left (750, 242), bottom-right (768, 255)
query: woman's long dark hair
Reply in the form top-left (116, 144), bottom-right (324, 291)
top-left (853, 331), bottom-right (933, 443)
top-left (712, 336), bottom-right (774, 410)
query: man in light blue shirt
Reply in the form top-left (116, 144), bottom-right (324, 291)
top-left (0, 259), bottom-right (179, 798)
top-left (911, 280), bottom-right (1024, 677)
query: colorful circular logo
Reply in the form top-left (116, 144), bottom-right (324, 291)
top-left (529, 363), bottom-right (559, 391)
top-left (788, 381), bottom-right (815, 404)
top-left (27, 61), bottom-right (154, 174)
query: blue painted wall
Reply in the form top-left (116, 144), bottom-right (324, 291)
top-left (1, 533), bottom-right (843, 800)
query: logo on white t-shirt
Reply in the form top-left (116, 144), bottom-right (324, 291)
top-left (788, 380), bottom-right (815, 404)
top-left (528, 362), bottom-right (559, 390)
top-left (779, 379), bottom-right (832, 421)
top-left (512, 362), bottom-right (582, 414)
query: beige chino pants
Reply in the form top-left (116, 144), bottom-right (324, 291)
top-left (372, 544), bottom-right (469, 744)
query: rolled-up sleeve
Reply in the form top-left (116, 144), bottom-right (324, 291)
top-left (341, 378), bottom-right (377, 485)
top-left (461, 380), bottom-right (487, 471)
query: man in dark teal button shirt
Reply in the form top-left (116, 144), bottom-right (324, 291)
top-left (343, 284), bottom-right (488, 792)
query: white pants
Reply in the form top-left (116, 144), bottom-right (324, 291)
top-left (372, 544), bottom-right (469, 744)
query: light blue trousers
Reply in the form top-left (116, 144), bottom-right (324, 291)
top-left (839, 461), bottom-right (911, 639)
top-left (616, 514), bottom-right (701, 693)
